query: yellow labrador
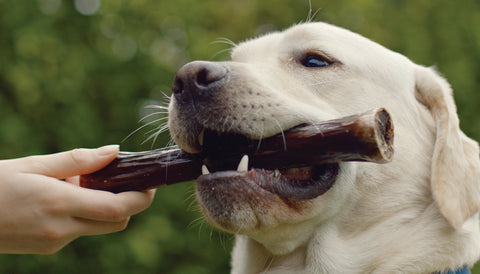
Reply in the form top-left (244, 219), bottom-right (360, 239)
top-left (168, 22), bottom-right (480, 273)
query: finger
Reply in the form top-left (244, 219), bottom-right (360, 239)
top-left (20, 145), bottom-right (119, 179)
top-left (69, 188), bottom-right (155, 222)
top-left (32, 217), bottom-right (131, 254)
top-left (66, 176), bottom-right (80, 186)
top-left (72, 217), bottom-right (131, 236)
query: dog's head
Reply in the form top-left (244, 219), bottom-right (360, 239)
top-left (168, 22), bottom-right (480, 254)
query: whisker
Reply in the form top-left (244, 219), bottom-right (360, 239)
top-left (139, 112), bottom-right (168, 122)
top-left (210, 47), bottom-right (233, 61)
top-left (141, 117), bottom-right (168, 129)
top-left (306, 0), bottom-right (313, 22)
top-left (122, 116), bottom-right (167, 143)
top-left (144, 122), bottom-right (169, 136)
top-left (264, 255), bottom-right (275, 273)
top-left (256, 127), bottom-right (265, 152)
top-left (305, 0), bottom-right (321, 23)
top-left (209, 37), bottom-right (236, 60)
top-left (142, 124), bottom-right (170, 147)
top-left (188, 216), bottom-right (205, 229)
top-left (234, 221), bottom-right (246, 235)
top-left (185, 189), bottom-right (199, 211)
top-left (272, 118), bottom-right (287, 151)
top-left (144, 104), bottom-right (169, 111)
top-left (166, 138), bottom-right (176, 147)
top-left (161, 93), bottom-right (172, 104)
top-left (212, 37), bottom-right (237, 48)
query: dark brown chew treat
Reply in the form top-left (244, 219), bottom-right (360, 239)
top-left (80, 147), bottom-right (204, 193)
top-left (202, 108), bottom-right (393, 171)
top-left (80, 108), bottom-right (393, 193)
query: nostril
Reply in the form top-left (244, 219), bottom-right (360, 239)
top-left (195, 65), bottom-right (227, 88)
top-left (172, 77), bottom-right (184, 95)
top-left (196, 67), bottom-right (216, 87)
top-left (172, 76), bottom-right (191, 104)
top-left (196, 68), bottom-right (209, 87)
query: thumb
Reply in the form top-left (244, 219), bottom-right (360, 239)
top-left (21, 145), bottom-right (119, 179)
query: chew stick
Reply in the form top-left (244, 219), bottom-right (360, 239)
top-left (80, 108), bottom-right (393, 193)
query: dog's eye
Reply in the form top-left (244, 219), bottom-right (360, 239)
top-left (301, 54), bottom-right (331, 68)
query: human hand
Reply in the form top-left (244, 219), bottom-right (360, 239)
top-left (0, 145), bottom-right (156, 254)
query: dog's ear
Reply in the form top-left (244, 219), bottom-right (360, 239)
top-left (414, 65), bottom-right (480, 229)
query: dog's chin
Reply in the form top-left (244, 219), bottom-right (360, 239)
top-left (195, 164), bottom-right (339, 233)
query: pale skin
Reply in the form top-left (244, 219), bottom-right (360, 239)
top-left (0, 145), bottom-right (156, 254)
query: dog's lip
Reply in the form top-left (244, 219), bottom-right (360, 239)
top-left (186, 119), bottom-right (359, 200)
top-left (189, 125), bottom-right (342, 200)
top-left (198, 154), bottom-right (339, 201)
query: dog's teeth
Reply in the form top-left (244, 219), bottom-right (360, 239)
top-left (201, 164), bottom-right (210, 175)
top-left (274, 169), bottom-right (281, 177)
top-left (198, 128), bottom-right (205, 146)
top-left (237, 155), bottom-right (249, 172)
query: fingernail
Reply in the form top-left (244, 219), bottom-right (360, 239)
top-left (97, 145), bottom-right (120, 156)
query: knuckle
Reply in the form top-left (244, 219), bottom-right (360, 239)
top-left (42, 244), bottom-right (67, 255)
top-left (115, 218), bottom-right (130, 232)
top-left (35, 219), bottom-right (70, 243)
top-left (33, 227), bottom-right (68, 255)
top-left (42, 227), bottom-right (65, 243)
top-left (107, 204), bottom-right (128, 222)
top-left (70, 148), bottom-right (90, 167)
top-left (38, 245), bottom-right (63, 255)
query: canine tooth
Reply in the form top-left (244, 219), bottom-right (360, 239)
top-left (237, 155), bottom-right (249, 172)
top-left (201, 165), bottom-right (210, 175)
top-left (198, 128), bottom-right (205, 146)
top-left (274, 169), bottom-right (281, 177)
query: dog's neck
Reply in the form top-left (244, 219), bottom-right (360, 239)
top-left (230, 206), bottom-right (480, 273)
top-left (231, 235), bottom-right (307, 274)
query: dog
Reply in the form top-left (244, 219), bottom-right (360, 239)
top-left (167, 22), bottom-right (480, 273)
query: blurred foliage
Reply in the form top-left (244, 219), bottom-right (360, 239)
top-left (0, 0), bottom-right (479, 273)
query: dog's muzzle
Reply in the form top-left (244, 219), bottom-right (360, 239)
top-left (168, 61), bottom-right (393, 202)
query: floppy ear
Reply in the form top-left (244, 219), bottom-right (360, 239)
top-left (414, 65), bottom-right (480, 229)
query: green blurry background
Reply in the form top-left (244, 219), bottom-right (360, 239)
top-left (1, 0), bottom-right (479, 273)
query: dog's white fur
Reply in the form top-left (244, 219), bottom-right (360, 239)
top-left (169, 22), bottom-right (480, 273)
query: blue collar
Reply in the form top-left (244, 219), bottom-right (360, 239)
top-left (433, 265), bottom-right (470, 274)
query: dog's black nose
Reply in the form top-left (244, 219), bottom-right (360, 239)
top-left (172, 61), bottom-right (228, 105)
